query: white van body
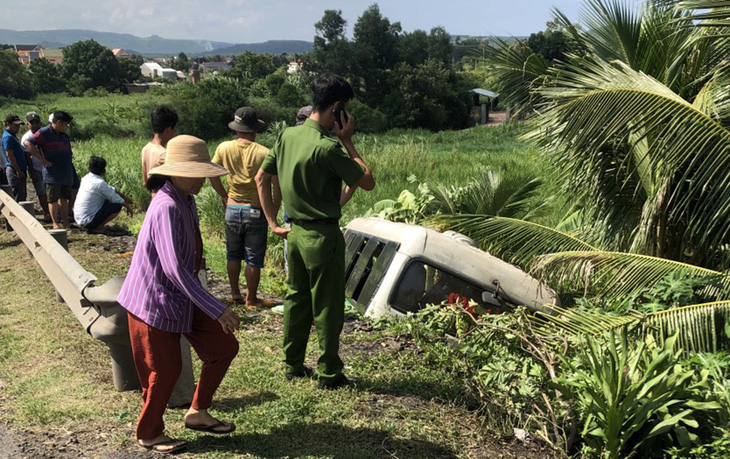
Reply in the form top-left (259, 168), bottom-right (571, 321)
top-left (342, 218), bottom-right (558, 318)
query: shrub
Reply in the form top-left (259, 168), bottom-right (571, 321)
top-left (349, 100), bottom-right (387, 133)
top-left (247, 96), bottom-right (297, 127)
top-left (167, 78), bottom-right (247, 141)
top-left (555, 331), bottom-right (722, 458)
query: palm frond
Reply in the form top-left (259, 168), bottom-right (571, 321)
top-left (481, 38), bottom-right (550, 114)
top-left (427, 214), bottom-right (599, 269)
top-left (529, 57), bottom-right (730, 263)
top-left (532, 301), bottom-right (730, 353)
top-left (534, 250), bottom-right (730, 298)
top-left (676, 0), bottom-right (730, 26)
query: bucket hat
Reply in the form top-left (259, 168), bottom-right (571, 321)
top-left (148, 135), bottom-right (228, 178)
top-left (228, 107), bottom-right (266, 133)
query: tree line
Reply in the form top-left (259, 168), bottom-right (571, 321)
top-left (0, 3), bottom-right (499, 132)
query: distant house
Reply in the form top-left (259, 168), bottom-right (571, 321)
top-left (42, 48), bottom-right (64, 65)
top-left (112, 48), bottom-right (132, 59)
top-left (14, 44), bottom-right (43, 65)
top-left (287, 59), bottom-right (304, 74)
top-left (198, 61), bottom-right (230, 75)
top-left (140, 62), bottom-right (179, 80)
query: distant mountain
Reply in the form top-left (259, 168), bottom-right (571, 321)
top-left (0, 29), bottom-right (311, 56)
top-left (199, 40), bottom-right (312, 56)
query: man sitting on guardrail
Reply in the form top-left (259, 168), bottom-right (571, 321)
top-left (73, 156), bottom-right (133, 234)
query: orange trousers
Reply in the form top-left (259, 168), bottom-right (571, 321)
top-left (127, 308), bottom-right (239, 440)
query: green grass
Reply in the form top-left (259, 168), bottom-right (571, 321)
top-left (65, 123), bottom-right (549, 299)
top-left (0, 230), bottom-right (508, 458)
top-left (0, 94), bottom-right (555, 457)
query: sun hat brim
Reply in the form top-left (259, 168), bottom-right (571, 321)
top-left (148, 161), bottom-right (229, 178)
top-left (228, 118), bottom-right (266, 133)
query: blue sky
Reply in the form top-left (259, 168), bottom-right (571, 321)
top-left (11, 1), bottom-right (585, 43)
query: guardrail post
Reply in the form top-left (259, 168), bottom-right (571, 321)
top-left (48, 229), bottom-right (68, 303)
top-left (1, 185), bottom-right (13, 231)
top-left (18, 201), bottom-right (34, 256)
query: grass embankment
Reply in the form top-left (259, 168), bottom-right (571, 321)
top-left (0, 228), bottom-right (549, 458)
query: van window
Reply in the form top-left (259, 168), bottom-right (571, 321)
top-left (343, 229), bottom-right (399, 312)
top-left (391, 261), bottom-right (506, 316)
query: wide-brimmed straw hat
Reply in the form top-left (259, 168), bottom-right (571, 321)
top-left (148, 135), bottom-right (228, 178)
top-left (228, 107), bottom-right (266, 133)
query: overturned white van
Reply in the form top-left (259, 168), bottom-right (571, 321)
top-left (343, 218), bottom-right (558, 318)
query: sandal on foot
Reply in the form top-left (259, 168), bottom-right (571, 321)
top-left (138, 439), bottom-right (187, 454)
top-left (184, 420), bottom-right (236, 434)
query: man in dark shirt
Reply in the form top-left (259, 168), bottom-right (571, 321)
top-left (256, 74), bottom-right (375, 389)
top-left (25, 111), bottom-right (74, 229)
top-left (2, 114), bottom-right (39, 202)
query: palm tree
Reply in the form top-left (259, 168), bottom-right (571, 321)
top-left (432, 0), bottom-right (730, 351)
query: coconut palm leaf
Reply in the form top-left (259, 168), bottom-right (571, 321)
top-left (529, 57), bottom-right (730, 265)
top-left (427, 214), bottom-right (599, 268)
top-left (480, 37), bottom-right (550, 114)
top-left (534, 250), bottom-right (730, 298)
top-left (675, 0), bottom-right (730, 26)
top-left (532, 301), bottom-right (730, 353)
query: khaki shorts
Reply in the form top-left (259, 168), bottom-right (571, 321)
top-left (46, 184), bottom-right (72, 201)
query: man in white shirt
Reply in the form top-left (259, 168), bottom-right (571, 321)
top-left (73, 156), bottom-right (133, 233)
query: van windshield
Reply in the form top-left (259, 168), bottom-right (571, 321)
top-left (391, 261), bottom-right (506, 316)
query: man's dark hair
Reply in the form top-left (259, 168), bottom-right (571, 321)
top-left (88, 156), bottom-right (107, 176)
top-left (150, 106), bottom-right (178, 134)
top-left (51, 110), bottom-right (73, 123)
top-left (311, 74), bottom-right (354, 112)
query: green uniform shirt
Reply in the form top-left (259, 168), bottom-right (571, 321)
top-left (260, 118), bottom-right (364, 220)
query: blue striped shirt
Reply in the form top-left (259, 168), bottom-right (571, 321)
top-left (117, 181), bottom-right (226, 333)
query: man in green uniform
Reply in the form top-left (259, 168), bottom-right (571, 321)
top-left (255, 73), bottom-right (375, 389)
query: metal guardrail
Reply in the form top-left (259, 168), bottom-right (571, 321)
top-left (0, 189), bottom-right (195, 405)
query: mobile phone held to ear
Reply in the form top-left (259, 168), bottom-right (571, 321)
top-left (332, 103), bottom-right (349, 130)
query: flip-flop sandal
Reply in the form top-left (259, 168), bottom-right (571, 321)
top-left (184, 420), bottom-right (236, 434)
top-left (138, 439), bottom-right (187, 454)
top-left (228, 297), bottom-right (245, 305)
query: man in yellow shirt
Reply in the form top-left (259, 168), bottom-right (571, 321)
top-left (211, 107), bottom-right (280, 306)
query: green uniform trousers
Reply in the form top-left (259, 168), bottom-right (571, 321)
top-left (283, 222), bottom-right (345, 384)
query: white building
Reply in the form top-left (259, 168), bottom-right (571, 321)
top-left (140, 62), bottom-right (178, 80)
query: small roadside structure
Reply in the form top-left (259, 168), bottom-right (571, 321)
top-left (471, 88), bottom-right (499, 125)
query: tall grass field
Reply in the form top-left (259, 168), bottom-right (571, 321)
top-left (2, 93), bottom-right (550, 294)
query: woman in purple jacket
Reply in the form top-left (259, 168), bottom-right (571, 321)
top-left (118, 135), bottom-right (240, 454)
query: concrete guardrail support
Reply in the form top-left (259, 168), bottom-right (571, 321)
top-left (0, 190), bottom-right (194, 406)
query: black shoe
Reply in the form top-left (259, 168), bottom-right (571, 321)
top-left (285, 366), bottom-right (314, 381)
top-left (318, 375), bottom-right (358, 390)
